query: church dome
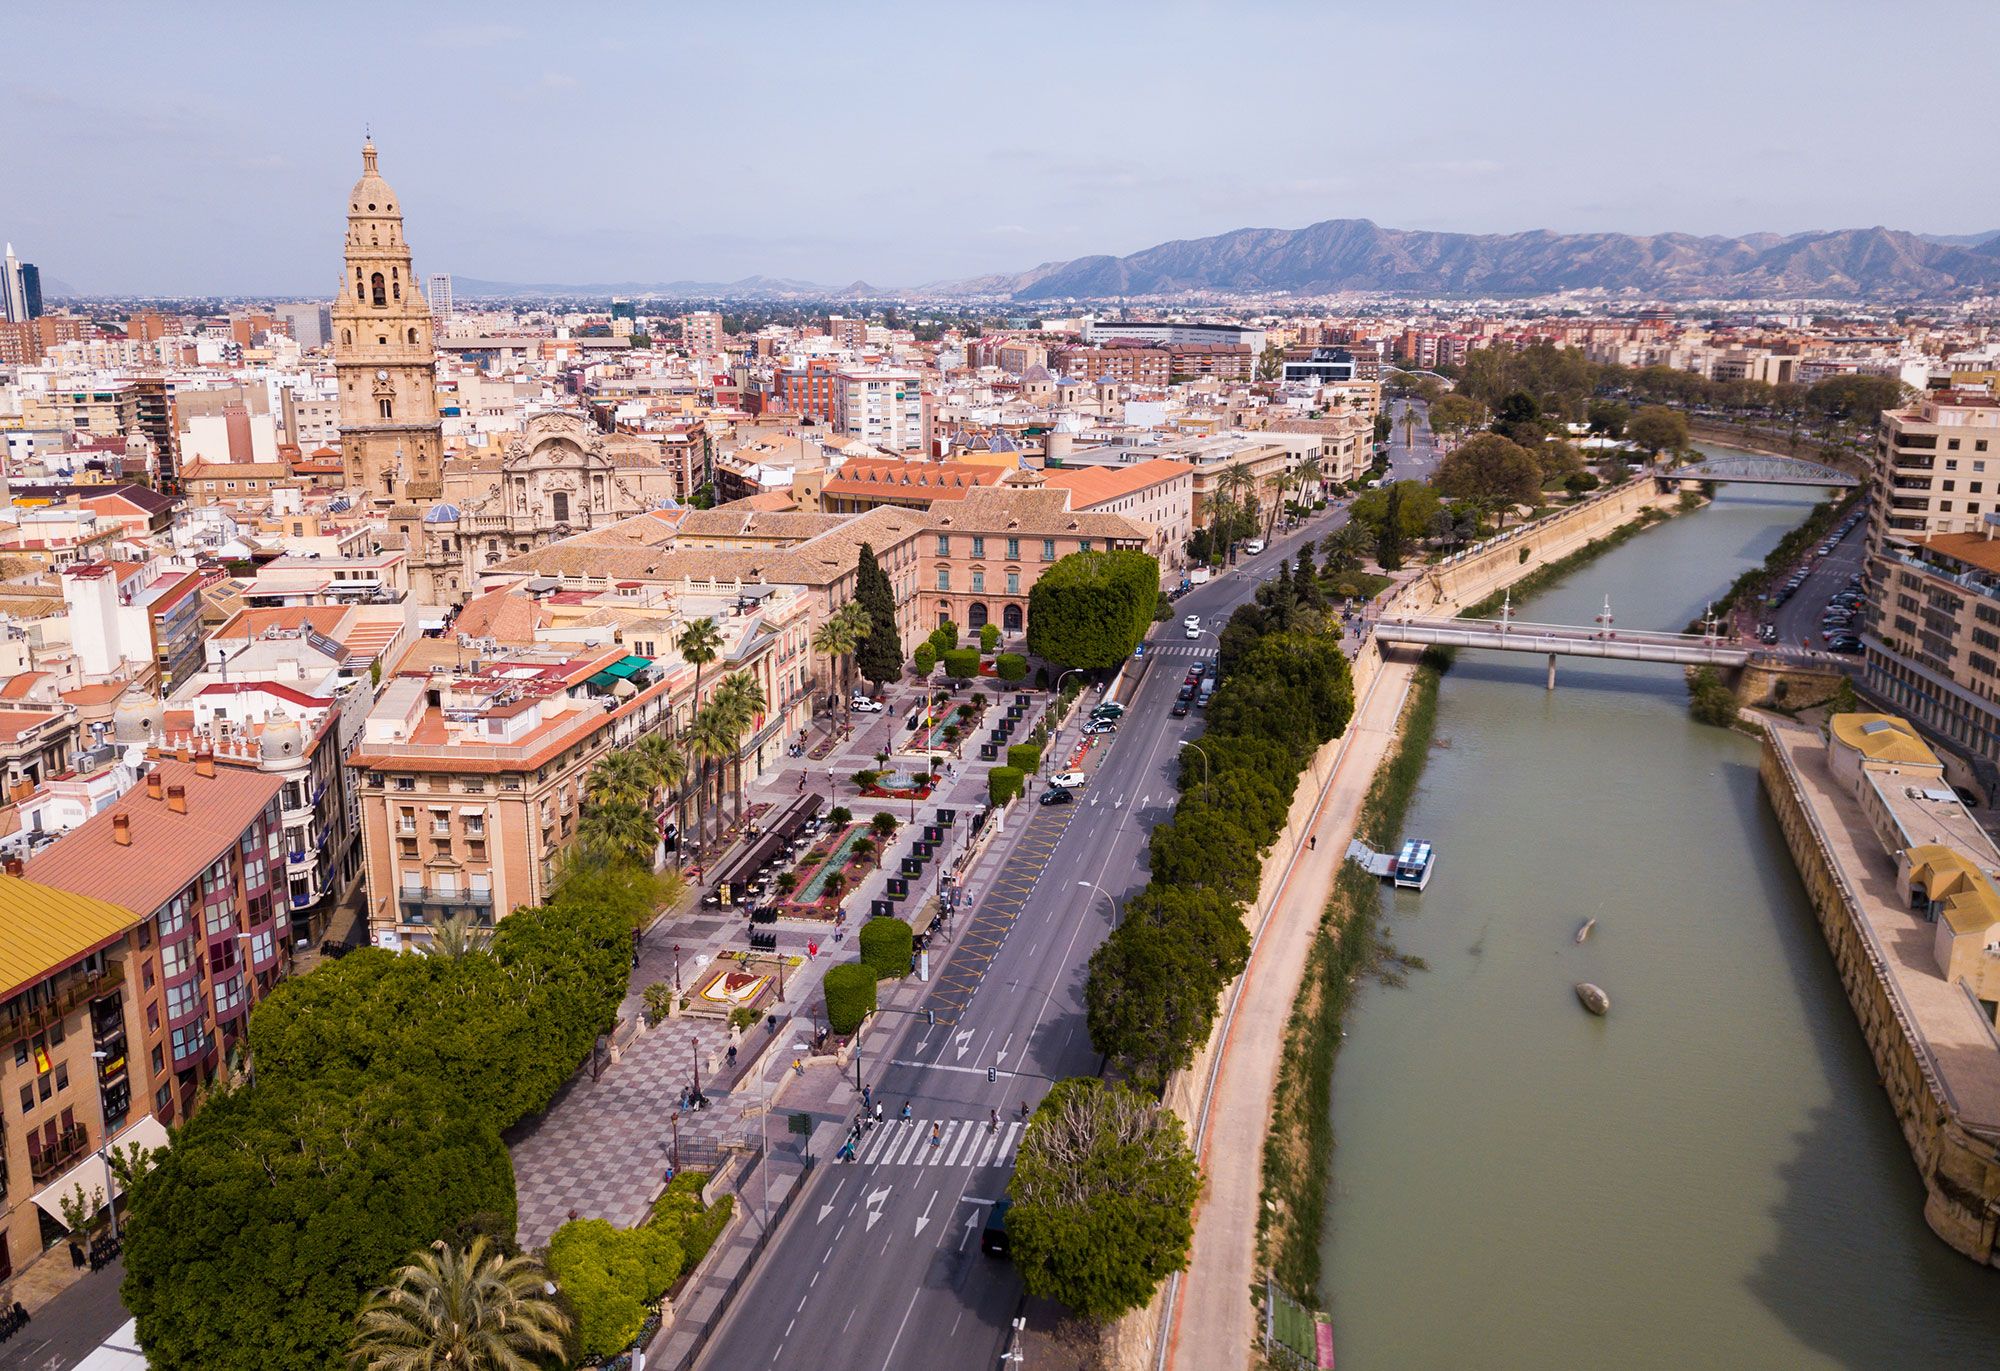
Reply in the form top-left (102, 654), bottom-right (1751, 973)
top-left (348, 141), bottom-right (400, 215)
top-left (112, 687), bottom-right (160, 743)
top-left (259, 715), bottom-right (307, 764)
top-left (422, 502), bottom-right (461, 523)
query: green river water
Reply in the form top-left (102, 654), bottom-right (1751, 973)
top-left (1322, 475), bottom-right (2000, 1368)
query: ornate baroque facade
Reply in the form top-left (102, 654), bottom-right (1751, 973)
top-left (400, 412), bottom-right (684, 604)
top-left (331, 141), bottom-right (444, 505)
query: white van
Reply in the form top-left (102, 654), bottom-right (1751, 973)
top-left (1244, 539), bottom-right (1266, 555)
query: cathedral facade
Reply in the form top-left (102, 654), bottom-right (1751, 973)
top-left (331, 141), bottom-right (444, 504)
top-left (398, 411), bottom-right (684, 604)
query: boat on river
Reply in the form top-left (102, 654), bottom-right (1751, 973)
top-left (1575, 982), bottom-right (1610, 1016)
top-left (1392, 840), bottom-right (1434, 890)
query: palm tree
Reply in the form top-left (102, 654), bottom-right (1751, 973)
top-left (586, 750), bottom-right (649, 810)
top-left (1295, 455), bottom-right (1325, 504)
top-left (685, 707), bottom-right (734, 860)
top-left (813, 600), bottom-right (872, 726)
top-left (418, 913), bottom-right (491, 961)
top-left (712, 671), bottom-right (768, 826)
top-left (1326, 522), bottom-right (1370, 574)
top-left (1262, 471), bottom-right (1295, 540)
top-left (349, 1236), bottom-right (568, 1371)
top-left (676, 616), bottom-right (723, 719)
top-left (634, 731), bottom-right (688, 861)
top-left (575, 799), bottom-right (658, 869)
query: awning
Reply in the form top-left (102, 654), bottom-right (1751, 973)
top-left (602, 655), bottom-right (650, 679)
top-left (31, 1114), bottom-right (171, 1223)
top-left (418, 618), bottom-right (446, 631)
top-left (586, 671), bottom-right (617, 690)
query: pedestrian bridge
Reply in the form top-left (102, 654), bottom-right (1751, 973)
top-left (1375, 612), bottom-right (1748, 685)
top-left (1662, 455), bottom-right (1860, 487)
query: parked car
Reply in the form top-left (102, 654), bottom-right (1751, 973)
top-left (981, 1199), bottom-right (1012, 1257)
top-left (850, 696), bottom-right (885, 713)
top-left (1083, 719), bottom-right (1118, 736)
top-left (1171, 700), bottom-right (1190, 717)
top-left (1093, 701), bottom-right (1125, 718)
top-left (1038, 787), bottom-right (1074, 806)
top-left (1049, 771), bottom-right (1087, 789)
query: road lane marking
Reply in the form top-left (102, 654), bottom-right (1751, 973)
top-left (945, 1125), bottom-right (975, 1166)
top-left (914, 1189), bottom-right (937, 1237)
top-left (879, 1288), bottom-right (924, 1371)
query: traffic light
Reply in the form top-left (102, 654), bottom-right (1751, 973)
top-left (925, 1009), bottom-right (934, 1025)
top-left (987, 1067), bottom-right (996, 1083)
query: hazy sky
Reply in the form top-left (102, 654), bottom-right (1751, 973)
top-left (7, 1), bottom-right (1995, 296)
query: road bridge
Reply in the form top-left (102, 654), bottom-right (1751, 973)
top-left (1663, 455), bottom-right (1860, 487)
top-left (1375, 599), bottom-right (1748, 687)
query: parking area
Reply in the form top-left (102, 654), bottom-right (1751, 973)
top-left (1762, 505), bottom-right (1868, 654)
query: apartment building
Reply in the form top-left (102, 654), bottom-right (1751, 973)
top-left (1054, 347), bottom-right (1171, 387)
top-left (681, 312), bottom-right (723, 355)
top-left (61, 557), bottom-right (208, 692)
top-left (1263, 413), bottom-right (1373, 485)
top-left (42, 386), bottom-right (139, 440)
top-left (1873, 391), bottom-right (2000, 542)
top-left (833, 367), bottom-right (923, 452)
top-left (921, 487), bottom-right (1151, 636)
top-left (1862, 530), bottom-right (2000, 782)
top-left (1040, 459), bottom-right (1194, 575)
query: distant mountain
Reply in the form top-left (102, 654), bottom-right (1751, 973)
top-left (1919, 230), bottom-right (2000, 248)
top-left (450, 274), bottom-right (864, 301)
top-left (942, 219), bottom-right (2000, 301)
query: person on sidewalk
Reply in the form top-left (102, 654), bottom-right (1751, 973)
top-left (1309, 834), bottom-right (1317, 850)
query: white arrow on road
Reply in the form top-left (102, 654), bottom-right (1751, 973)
top-left (819, 1202), bottom-right (837, 1223)
top-left (959, 1210), bottom-right (980, 1250)
top-left (953, 1029), bottom-right (975, 1061)
top-left (914, 1190), bottom-right (938, 1238)
top-left (865, 1185), bottom-right (893, 1231)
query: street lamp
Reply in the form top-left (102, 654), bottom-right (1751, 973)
top-left (1076, 879), bottom-right (1115, 927)
top-left (762, 1040), bottom-right (810, 1231)
top-left (1180, 741), bottom-right (1211, 807)
top-left (672, 943), bottom-right (681, 993)
top-left (87, 1051), bottom-right (120, 1243)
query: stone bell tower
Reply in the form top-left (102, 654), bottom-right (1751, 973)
top-left (331, 140), bottom-right (443, 504)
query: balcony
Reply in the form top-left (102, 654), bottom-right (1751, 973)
top-left (2, 962), bottom-right (123, 1050)
top-left (398, 892), bottom-right (495, 925)
top-left (28, 1125), bottom-right (88, 1184)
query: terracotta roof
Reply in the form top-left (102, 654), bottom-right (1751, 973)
top-left (455, 588), bottom-right (549, 645)
top-left (929, 487), bottom-right (1152, 541)
top-left (0, 673), bottom-right (49, 700)
top-left (1914, 532), bottom-right (2000, 580)
top-left (1041, 458), bottom-right (1194, 507)
top-left (0, 874), bottom-right (139, 1001)
top-left (25, 759), bottom-right (283, 919)
top-left (60, 681), bottom-right (129, 706)
top-left (212, 605), bottom-right (351, 641)
top-left (0, 710), bottom-right (57, 743)
top-left (181, 461), bottom-right (295, 481)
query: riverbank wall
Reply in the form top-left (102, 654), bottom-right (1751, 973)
top-left (1759, 726), bottom-right (2000, 1266)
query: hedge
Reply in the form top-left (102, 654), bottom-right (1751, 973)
top-left (1007, 743), bottom-right (1041, 773)
top-left (989, 765), bottom-right (1025, 806)
top-left (980, 622), bottom-right (1001, 652)
top-left (858, 916), bottom-right (914, 981)
top-left (913, 642), bottom-right (937, 675)
top-left (823, 962), bottom-right (879, 1034)
top-left (547, 1217), bottom-right (685, 1358)
top-left (1025, 549), bottom-right (1160, 669)
top-left (995, 653), bottom-right (1027, 682)
top-left (942, 648), bottom-right (980, 680)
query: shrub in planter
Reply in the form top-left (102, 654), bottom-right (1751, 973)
top-left (970, 691), bottom-right (988, 709)
top-left (980, 622), bottom-right (1000, 653)
top-left (956, 703), bottom-right (976, 720)
top-left (928, 623), bottom-right (959, 658)
top-left (1007, 743), bottom-right (1042, 773)
top-left (828, 806), bottom-right (852, 825)
top-left (871, 811), bottom-right (898, 837)
top-left (989, 765), bottom-right (1024, 806)
top-left (913, 642), bottom-right (937, 675)
top-left (642, 983), bottom-right (674, 1025)
top-left (996, 653), bottom-right (1028, 683)
top-left (858, 916), bottom-right (914, 980)
top-left (823, 962), bottom-right (878, 1034)
top-left (851, 769), bottom-right (883, 790)
top-left (850, 837), bottom-right (876, 867)
top-left (942, 648), bottom-right (980, 680)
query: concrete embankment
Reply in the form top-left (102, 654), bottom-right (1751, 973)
top-left (1760, 722), bottom-right (2000, 1267)
top-left (1105, 479), bottom-right (1687, 1371)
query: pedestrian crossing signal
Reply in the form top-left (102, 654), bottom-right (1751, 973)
top-left (987, 1067), bottom-right (996, 1082)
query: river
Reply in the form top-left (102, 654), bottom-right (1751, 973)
top-left (1322, 473), bottom-right (2000, 1369)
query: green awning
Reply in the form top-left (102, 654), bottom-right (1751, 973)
top-left (603, 655), bottom-right (650, 679)
top-left (587, 671), bottom-right (617, 689)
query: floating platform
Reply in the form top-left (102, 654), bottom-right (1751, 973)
top-left (1346, 838), bottom-right (1435, 891)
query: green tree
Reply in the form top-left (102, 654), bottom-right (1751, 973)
top-left (543, 1220), bottom-right (680, 1360)
top-left (675, 617), bottom-right (723, 721)
top-left (852, 543), bottom-right (903, 686)
top-left (927, 621), bottom-right (959, 658)
top-left (1427, 391), bottom-right (1485, 438)
top-left (1375, 485), bottom-right (1407, 570)
top-left (1256, 344), bottom-right (1285, 382)
top-left (979, 621), bottom-right (1001, 653)
top-left (1006, 1079), bottom-right (1200, 1322)
top-left (994, 652), bottom-right (1028, 682)
top-left (912, 641), bottom-right (936, 676)
top-left (350, 1237), bottom-right (570, 1371)
top-left (713, 671), bottom-right (768, 825)
top-left (1324, 522), bottom-right (1370, 574)
top-left (858, 917), bottom-right (913, 980)
top-left (1025, 550), bottom-right (1160, 669)
top-left (822, 962), bottom-right (877, 1034)
top-left (1371, 413), bottom-right (1392, 447)
top-left (1432, 433), bottom-right (1542, 526)
top-left (1586, 399), bottom-right (1629, 438)
top-left (683, 707), bottom-right (734, 859)
top-left (1626, 405), bottom-right (1689, 457)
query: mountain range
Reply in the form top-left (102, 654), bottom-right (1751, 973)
top-left (943, 220), bottom-right (2000, 302)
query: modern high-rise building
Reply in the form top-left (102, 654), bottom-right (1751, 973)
top-left (330, 142), bottom-right (443, 504)
top-left (682, 310), bottom-right (722, 354)
top-left (0, 244), bottom-right (36, 323)
top-left (427, 272), bottom-right (453, 323)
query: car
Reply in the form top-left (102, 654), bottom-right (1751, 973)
top-left (1244, 539), bottom-right (1266, 555)
top-left (1177, 684), bottom-right (1196, 702)
top-left (849, 696), bottom-right (885, 713)
top-left (1049, 771), bottom-right (1087, 790)
top-left (1183, 615), bottom-right (1202, 631)
top-left (1092, 701), bottom-right (1125, 719)
top-left (981, 1199), bottom-right (1012, 1258)
top-left (1083, 719), bottom-right (1118, 736)
top-left (1171, 700), bottom-right (1190, 717)
top-left (1037, 787), bottom-right (1074, 806)
top-left (1191, 661), bottom-right (1209, 678)
top-left (1184, 624), bottom-right (1202, 640)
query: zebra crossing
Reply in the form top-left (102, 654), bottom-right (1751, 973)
top-left (845, 1118), bottom-right (1024, 1170)
top-left (1147, 643), bottom-right (1215, 658)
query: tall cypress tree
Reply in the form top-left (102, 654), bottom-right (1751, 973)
top-left (854, 542), bottom-right (903, 685)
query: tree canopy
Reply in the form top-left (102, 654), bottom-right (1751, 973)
top-left (1625, 404), bottom-right (1689, 456)
top-left (1025, 549), bottom-right (1159, 669)
top-left (1433, 433), bottom-right (1543, 514)
top-left (1006, 1080), bottom-right (1200, 1322)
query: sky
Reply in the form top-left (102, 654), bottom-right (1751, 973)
top-left (6, 1), bottom-right (1996, 296)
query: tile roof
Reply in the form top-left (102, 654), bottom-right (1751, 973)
top-left (929, 487), bottom-right (1152, 540)
top-left (455, 588), bottom-right (549, 645)
top-left (1041, 458), bottom-right (1194, 507)
top-left (0, 874), bottom-right (139, 1000)
top-left (212, 606), bottom-right (351, 641)
top-left (26, 759), bottom-right (283, 921)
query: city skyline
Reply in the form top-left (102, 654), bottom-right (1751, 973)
top-left (5, 2), bottom-right (1998, 295)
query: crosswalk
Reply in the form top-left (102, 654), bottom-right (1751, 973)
top-left (843, 1118), bottom-right (1024, 1169)
top-left (1147, 643), bottom-right (1215, 658)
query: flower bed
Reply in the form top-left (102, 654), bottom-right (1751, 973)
top-left (793, 824), bottom-right (866, 902)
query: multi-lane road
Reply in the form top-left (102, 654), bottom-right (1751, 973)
top-left (697, 508), bottom-right (1365, 1371)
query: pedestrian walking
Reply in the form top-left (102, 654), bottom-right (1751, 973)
top-left (863, 1084), bottom-right (872, 1111)
top-left (989, 1108), bottom-right (999, 1134)
top-left (798, 773), bottom-right (807, 793)
top-left (727, 1044), bottom-right (738, 1067)
top-left (930, 1122), bottom-right (941, 1150)
top-left (874, 1101), bottom-right (884, 1125)
top-left (902, 1101), bottom-right (913, 1124)
top-left (1309, 834), bottom-right (1317, 850)
top-left (793, 1057), bottom-right (804, 1078)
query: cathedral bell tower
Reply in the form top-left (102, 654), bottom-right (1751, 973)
top-left (332, 141), bottom-right (443, 504)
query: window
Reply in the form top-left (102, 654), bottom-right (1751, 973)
top-left (1006, 570), bottom-right (1020, 595)
top-left (142, 961), bottom-right (155, 990)
top-left (161, 938), bottom-right (194, 979)
top-left (147, 1001), bottom-right (159, 1032)
top-left (936, 568), bottom-right (950, 591)
top-left (165, 980), bottom-right (198, 1020)
top-left (408, 327), bottom-right (418, 344)
top-left (1007, 537), bottom-right (1019, 559)
top-left (215, 976), bottom-right (245, 1017)
top-left (150, 1045), bottom-right (163, 1074)
top-left (1042, 539), bottom-right (1055, 561)
top-left (1950, 439), bottom-right (1961, 450)
top-left (379, 397), bottom-right (393, 419)
top-left (1078, 539), bottom-right (1091, 553)
top-left (395, 776), bottom-right (415, 791)
top-left (53, 1063), bottom-right (67, 1092)
top-left (16, 1085), bottom-right (28, 1114)
top-left (370, 272), bottom-right (386, 307)
top-left (936, 535), bottom-right (950, 556)
top-left (553, 491), bottom-right (569, 522)
top-left (9, 1043), bottom-right (21, 1069)
top-left (972, 537), bottom-right (985, 557)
